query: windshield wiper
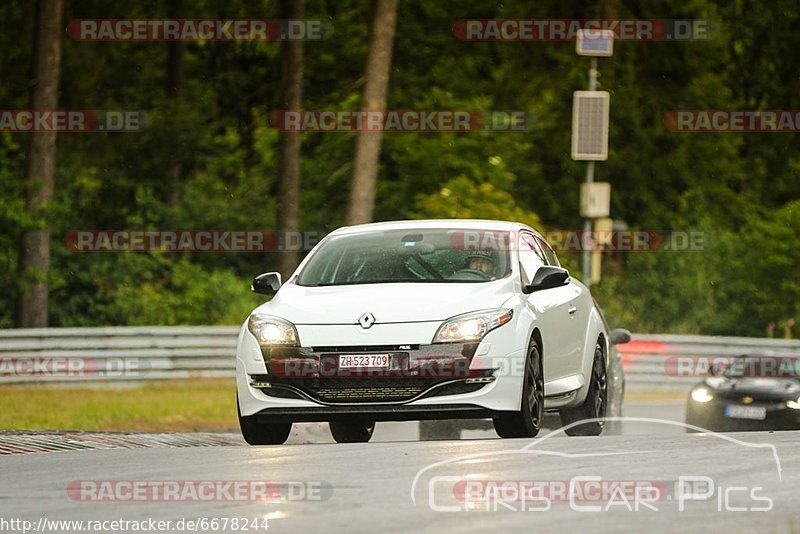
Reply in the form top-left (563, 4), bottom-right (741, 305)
top-left (312, 279), bottom-right (406, 286)
top-left (310, 279), bottom-right (480, 286)
top-left (410, 253), bottom-right (444, 280)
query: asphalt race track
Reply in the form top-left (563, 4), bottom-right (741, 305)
top-left (2, 400), bottom-right (798, 533)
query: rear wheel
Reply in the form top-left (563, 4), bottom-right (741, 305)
top-left (238, 400), bottom-right (292, 445)
top-left (560, 341), bottom-right (607, 436)
top-left (494, 341), bottom-right (544, 438)
top-left (329, 419), bottom-right (375, 443)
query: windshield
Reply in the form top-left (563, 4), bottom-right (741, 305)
top-left (296, 229), bottom-right (512, 286)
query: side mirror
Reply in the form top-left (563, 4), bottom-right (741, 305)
top-left (525, 266), bottom-right (570, 293)
top-left (708, 361), bottom-right (730, 377)
top-left (251, 272), bottom-right (282, 295)
top-left (609, 328), bottom-right (632, 346)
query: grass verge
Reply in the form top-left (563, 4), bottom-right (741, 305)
top-left (0, 379), bottom-right (238, 432)
top-left (0, 379), bottom-right (687, 432)
top-left (625, 390), bottom-right (688, 402)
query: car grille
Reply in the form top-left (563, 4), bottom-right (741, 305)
top-left (317, 378), bottom-right (431, 402)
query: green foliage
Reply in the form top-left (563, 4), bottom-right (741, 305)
top-left (413, 164), bottom-right (541, 231)
top-left (51, 252), bottom-right (264, 327)
top-left (0, 0), bottom-right (798, 333)
top-left (593, 199), bottom-right (800, 336)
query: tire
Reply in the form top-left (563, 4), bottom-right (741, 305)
top-left (238, 400), bottom-right (292, 445)
top-left (493, 340), bottom-right (544, 438)
top-left (419, 420), bottom-right (462, 440)
top-left (560, 340), bottom-right (607, 436)
top-left (329, 419), bottom-right (375, 443)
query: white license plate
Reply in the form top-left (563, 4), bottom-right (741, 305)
top-left (338, 354), bottom-right (390, 370)
top-left (725, 405), bottom-right (767, 420)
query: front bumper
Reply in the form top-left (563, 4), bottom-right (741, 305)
top-left (248, 404), bottom-right (496, 424)
top-left (686, 399), bottom-right (800, 432)
top-left (236, 321), bottom-right (527, 419)
top-left (251, 342), bottom-right (495, 403)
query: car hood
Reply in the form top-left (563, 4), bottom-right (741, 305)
top-left (254, 278), bottom-right (516, 324)
top-left (706, 376), bottom-right (800, 400)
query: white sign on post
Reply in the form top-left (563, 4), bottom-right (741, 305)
top-left (576, 29), bottom-right (615, 57)
top-left (572, 91), bottom-right (610, 161)
top-left (580, 182), bottom-right (611, 218)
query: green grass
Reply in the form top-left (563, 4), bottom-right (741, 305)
top-left (0, 380), bottom-right (687, 432)
top-left (625, 390), bottom-right (687, 402)
top-left (0, 379), bottom-right (238, 432)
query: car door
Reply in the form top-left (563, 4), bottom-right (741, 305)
top-left (532, 234), bottom-right (590, 378)
top-left (518, 232), bottom-right (576, 384)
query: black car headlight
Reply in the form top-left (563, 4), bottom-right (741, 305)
top-left (247, 314), bottom-right (299, 347)
top-left (433, 309), bottom-right (513, 344)
top-left (786, 398), bottom-right (800, 410)
top-left (690, 387), bottom-right (714, 403)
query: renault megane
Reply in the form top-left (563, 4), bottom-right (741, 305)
top-left (235, 219), bottom-right (629, 444)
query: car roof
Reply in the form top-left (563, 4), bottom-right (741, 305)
top-left (329, 219), bottom-right (536, 236)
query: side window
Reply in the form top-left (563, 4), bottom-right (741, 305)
top-left (535, 235), bottom-right (560, 267)
top-left (518, 232), bottom-right (545, 285)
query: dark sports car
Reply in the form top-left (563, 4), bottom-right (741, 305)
top-left (685, 354), bottom-right (800, 432)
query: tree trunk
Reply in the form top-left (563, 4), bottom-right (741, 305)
top-left (17, 0), bottom-right (64, 327)
top-left (162, 0), bottom-right (185, 207)
top-left (276, 0), bottom-right (305, 279)
top-left (346, 0), bottom-right (400, 225)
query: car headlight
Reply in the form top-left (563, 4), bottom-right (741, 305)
top-left (786, 398), bottom-right (800, 410)
top-left (433, 309), bottom-right (513, 343)
top-left (247, 314), bottom-right (299, 346)
top-left (691, 387), bottom-right (714, 403)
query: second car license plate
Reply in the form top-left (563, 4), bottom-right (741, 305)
top-left (725, 405), bottom-right (766, 420)
top-left (338, 354), bottom-right (390, 370)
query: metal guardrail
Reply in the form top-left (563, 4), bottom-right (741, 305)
top-left (619, 334), bottom-right (800, 392)
top-left (1, 327), bottom-right (798, 390)
top-left (0, 326), bottom-right (238, 384)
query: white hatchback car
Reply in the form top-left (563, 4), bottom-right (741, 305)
top-left (236, 219), bottom-right (629, 444)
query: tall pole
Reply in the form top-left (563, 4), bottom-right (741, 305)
top-left (582, 57), bottom-right (598, 288)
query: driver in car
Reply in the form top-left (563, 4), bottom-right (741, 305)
top-left (465, 251), bottom-right (497, 280)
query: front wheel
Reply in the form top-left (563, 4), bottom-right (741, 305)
top-left (560, 341), bottom-right (607, 436)
top-left (238, 400), bottom-right (292, 445)
top-left (494, 341), bottom-right (544, 438)
top-left (329, 419), bottom-right (375, 443)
